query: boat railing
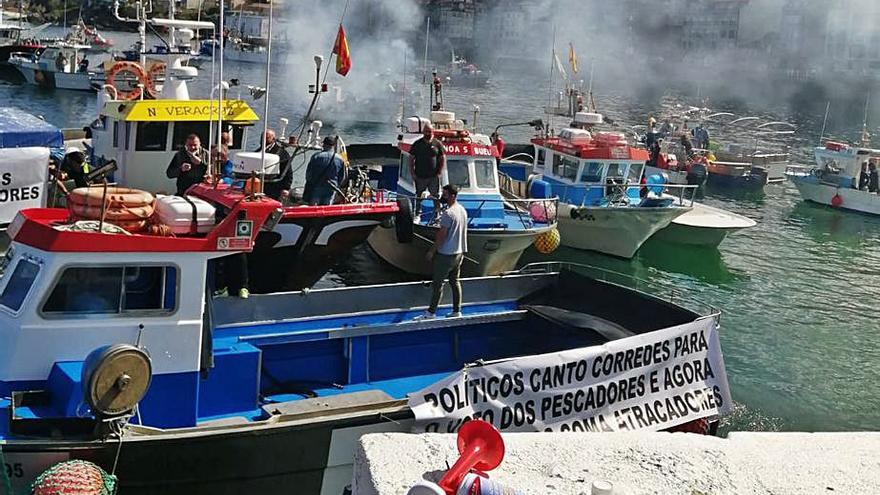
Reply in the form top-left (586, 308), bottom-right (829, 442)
top-left (515, 261), bottom-right (722, 322)
top-left (379, 189), bottom-right (559, 229)
top-left (554, 182), bottom-right (700, 208)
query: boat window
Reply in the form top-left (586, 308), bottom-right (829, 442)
top-left (447, 159), bottom-right (470, 188)
top-left (124, 122), bottom-right (131, 150)
top-left (580, 161), bottom-right (603, 182)
top-left (561, 156), bottom-right (580, 181)
top-left (536, 148), bottom-right (546, 169)
top-left (552, 153), bottom-right (563, 176)
top-left (606, 163), bottom-right (625, 179)
top-left (474, 159), bottom-right (496, 188)
top-left (172, 122), bottom-right (210, 151)
top-left (112, 121), bottom-right (119, 148)
top-left (399, 153), bottom-right (413, 183)
top-left (42, 265), bottom-right (177, 317)
top-left (0, 259), bottom-right (39, 312)
top-left (228, 125), bottom-right (245, 149)
top-left (627, 163), bottom-right (644, 183)
top-left (135, 122), bottom-right (169, 152)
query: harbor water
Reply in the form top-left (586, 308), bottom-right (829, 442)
top-left (2, 29), bottom-right (879, 434)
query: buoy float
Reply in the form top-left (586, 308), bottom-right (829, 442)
top-left (534, 228), bottom-right (561, 254)
top-left (67, 187), bottom-right (155, 233)
top-left (528, 200), bottom-right (556, 223)
top-left (145, 62), bottom-right (166, 99)
top-left (31, 459), bottom-right (116, 495)
top-left (831, 193), bottom-right (843, 208)
top-left (105, 61), bottom-right (151, 101)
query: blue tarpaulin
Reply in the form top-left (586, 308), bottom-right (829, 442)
top-left (0, 107), bottom-right (63, 148)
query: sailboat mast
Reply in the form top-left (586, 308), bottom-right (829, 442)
top-left (217, 0), bottom-right (225, 159)
top-left (422, 17), bottom-right (430, 84)
top-left (546, 26), bottom-right (556, 127)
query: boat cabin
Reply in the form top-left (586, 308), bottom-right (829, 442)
top-left (395, 112), bottom-right (509, 225)
top-left (90, 99), bottom-right (259, 194)
top-left (531, 112), bottom-right (651, 206)
top-left (23, 43), bottom-right (91, 72)
top-left (0, 195), bottom-right (278, 429)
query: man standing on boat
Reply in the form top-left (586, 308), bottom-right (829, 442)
top-left (419, 184), bottom-right (467, 320)
top-left (410, 123), bottom-right (445, 217)
top-left (166, 134), bottom-right (209, 196)
top-left (303, 136), bottom-right (346, 205)
top-left (259, 129), bottom-right (293, 201)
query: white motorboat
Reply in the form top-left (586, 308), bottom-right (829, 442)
top-left (651, 198), bottom-right (756, 247)
top-left (787, 141), bottom-right (880, 215)
top-left (9, 42), bottom-right (95, 91)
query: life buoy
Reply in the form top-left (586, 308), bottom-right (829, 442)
top-left (105, 61), bottom-right (150, 101)
top-left (68, 202), bottom-right (154, 222)
top-left (68, 187), bottom-right (154, 208)
top-left (145, 62), bottom-right (166, 99)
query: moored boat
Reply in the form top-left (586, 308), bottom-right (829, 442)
top-left (8, 42), bottom-right (95, 91)
top-left (0, 16), bottom-right (41, 64)
top-left (786, 140), bottom-right (880, 215)
top-left (502, 112), bottom-right (695, 258)
top-left (0, 199), bottom-right (726, 493)
top-left (366, 111), bottom-right (558, 277)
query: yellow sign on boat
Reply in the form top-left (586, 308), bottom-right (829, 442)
top-left (104, 99), bottom-right (260, 123)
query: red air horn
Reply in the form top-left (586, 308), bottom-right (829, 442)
top-left (437, 420), bottom-right (506, 494)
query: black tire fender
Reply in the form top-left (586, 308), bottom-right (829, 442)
top-left (395, 197), bottom-right (414, 243)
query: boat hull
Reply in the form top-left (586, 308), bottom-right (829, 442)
top-left (12, 62), bottom-right (95, 91)
top-left (557, 204), bottom-right (687, 258)
top-left (651, 222), bottom-right (731, 247)
top-left (707, 162), bottom-right (767, 190)
top-left (0, 406), bottom-right (413, 495)
top-left (0, 45), bottom-right (40, 64)
top-left (789, 175), bottom-right (880, 215)
top-left (651, 199), bottom-right (756, 247)
top-left (367, 223), bottom-right (545, 277)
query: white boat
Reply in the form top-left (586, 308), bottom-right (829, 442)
top-left (651, 198), bottom-right (756, 247)
top-left (520, 111), bottom-right (694, 258)
top-left (8, 42), bottom-right (95, 91)
top-left (786, 141), bottom-right (880, 215)
top-left (367, 111), bottom-right (558, 277)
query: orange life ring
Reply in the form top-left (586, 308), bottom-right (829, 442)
top-left (145, 62), bottom-right (166, 99)
top-left (68, 187), bottom-right (155, 208)
top-left (68, 202), bottom-right (155, 222)
top-left (105, 61), bottom-right (150, 101)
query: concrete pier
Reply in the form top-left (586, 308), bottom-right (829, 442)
top-left (353, 431), bottom-right (880, 494)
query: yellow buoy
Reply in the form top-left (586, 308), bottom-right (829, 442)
top-left (534, 228), bottom-right (561, 254)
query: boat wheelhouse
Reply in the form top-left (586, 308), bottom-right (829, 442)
top-left (367, 111), bottom-right (557, 277)
top-left (0, 200), bottom-right (723, 493)
top-left (786, 141), bottom-right (880, 215)
top-left (526, 112), bottom-right (693, 258)
top-left (9, 42), bottom-right (95, 91)
top-left (0, 21), bottom-right (40, 64)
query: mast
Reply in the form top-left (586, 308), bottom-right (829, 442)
top-left (216, 0), bottom-right (225, 160)
top-left (422, 16), bottom-right (430, 85)
top-left (546, 25), bottom-right (556, 124)
top-left (861, 92), bottom-right (871, 147)
top-left (817, 101), bottom-right (830, 147)
top-left (258, 0), bottom-right (273, 188)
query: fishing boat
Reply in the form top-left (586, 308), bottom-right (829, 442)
top-left (786, 140), bottom-right (880, 215)
top-left (8, 42), bottom-right (95, 91)
top-left (82, 3), bottom-right (397, 292)
top-left (0, 197), bottom-right (723, 493)
top-left (0, 9), bottom-right (40, 64)
top-left (366, 110), bottom-right (558, 277)
top-left (502, 111), bottom-right (696, 258)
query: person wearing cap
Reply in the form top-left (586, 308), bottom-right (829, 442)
top-left (61, 148), bottom-right (90, 188)
top-left (303, 136), bottom-right (346, 205)
top-left (410, 123), bottom-right (445, 217)
top-left (418, 184), bottom-right (468, 319)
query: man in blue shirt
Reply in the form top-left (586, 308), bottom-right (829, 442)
top-left (304, 136), bottom-right (346, 205)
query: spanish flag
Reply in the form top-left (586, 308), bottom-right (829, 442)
top-left (568, 42), bottom-right (578, 74)
top-left (333, 24), bottom-right (352, 76)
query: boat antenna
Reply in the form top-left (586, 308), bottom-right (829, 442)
top-left (818, 101), bottom-right (830, 147)
top-left (259, 0), bottom-right (274, 192)
top-left (422, 16), bottom-right (430, 85)
top-left (402, 49), bottom-right (407, 123)
top-left (587, 57), bottom-right (596, 113)
top-left (216, 0), bottom-right (225, 178)
top-left (861, 92), bottom-right (871, 147)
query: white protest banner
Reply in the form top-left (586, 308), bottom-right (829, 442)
top-left (409, 317), bottom-right (730, 433)
top-left (0, 147), bottom-right (50, 225)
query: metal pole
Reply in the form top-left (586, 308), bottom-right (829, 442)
top-left (217, 0), bottom-right (225, 167)
top-left (259, 0), bottom-right (273, 189)
top-left (817, 101), bottom-right (830, 146)
top-left (422, 17), bottom-right (430, 84)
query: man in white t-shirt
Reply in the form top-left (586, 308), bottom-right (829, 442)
top-left (419, 184), bottom-right (468, 319)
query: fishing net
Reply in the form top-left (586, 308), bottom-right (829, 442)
top-left (30, 460), bottom-right (116, 495)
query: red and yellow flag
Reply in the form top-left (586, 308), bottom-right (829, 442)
top-left (333, 24), bottom-right (351, 76)
top-left (568, 42), bottom-right (578, 74)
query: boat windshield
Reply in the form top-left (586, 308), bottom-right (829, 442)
top-left (0, 254), bottom-right (40, 313)
top-left (447, 158), bottom-right (470, 188)
top-left (474, 159), bottom-right (496, 189)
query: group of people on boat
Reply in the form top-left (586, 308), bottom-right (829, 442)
top-left (857, 159), bottom-right (880, 193)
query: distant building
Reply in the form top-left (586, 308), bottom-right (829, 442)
top-left (824, 0), bottom-right (880, 75)
top-left (473, 0), bottom-right (551, 69)
top-left (426, 0), bottom-right (477, 61)
top-left (680, 0), bottom-right (749, 52)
